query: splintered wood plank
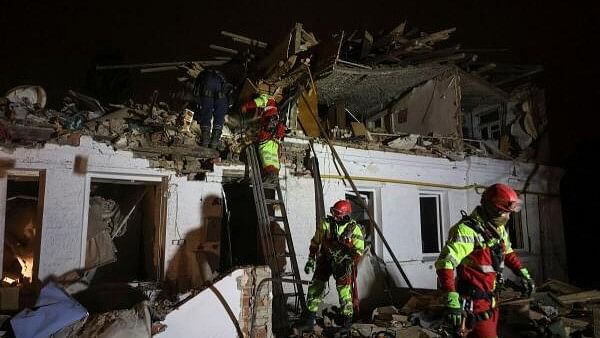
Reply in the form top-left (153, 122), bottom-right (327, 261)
top-left (297, 85), bottom-right (320, 137)
top-left (335, 100), bottom-right (346, 128)
top-left (556, 290), bottom-right (600, 305)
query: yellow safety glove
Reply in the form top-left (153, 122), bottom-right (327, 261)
top-left (304, 257), bottom-right (315, 275)
top-left (446, 291), bottom-right (462, 328)
top-left (519, 267), bottom-right (535, 297)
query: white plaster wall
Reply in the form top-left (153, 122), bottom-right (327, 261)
top-left (164, 177), bottom-right (223, 288)
top-left (0, 136), bottom-right (565, 294)
top-left (0, 136), bottom-right (222, 283)
top-left (282, 140), bottom-right (565, 295)
top-left (156, 269), bottom-right (244, 338)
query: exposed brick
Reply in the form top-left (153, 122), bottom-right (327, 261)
top-left (254, 326), bottom-right (268, 338)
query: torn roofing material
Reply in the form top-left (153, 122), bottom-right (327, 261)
top-left (316, 64), bottom-right (508, 120)
top-left (316, 64), bottom-right (450, 118)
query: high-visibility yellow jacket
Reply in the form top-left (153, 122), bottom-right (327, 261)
top-left (435, 207), bottom-right (523, 295)
top-left (308, 217), bottom-right (365, 262)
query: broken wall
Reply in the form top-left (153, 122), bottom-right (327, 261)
top-left (0, 135), bottom-right (565, 307)
top-left (394, 74), bottom-right (461, 137)
top-left (156, 266), bottom-right (272, 338)
top-left (0, 136), bottom-right (222, 287)
top-left (281, 139), bottom-right (564, 310)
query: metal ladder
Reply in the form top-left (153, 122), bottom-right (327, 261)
top-left (246, 145), bottom-right (307, 331)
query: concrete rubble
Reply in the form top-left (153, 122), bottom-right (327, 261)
top-left (0, 20), bottom-right (562, 338)
top-left (1, 21), bottom-right (549, 178)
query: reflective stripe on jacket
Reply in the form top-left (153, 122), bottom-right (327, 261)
top-left (435, 207), bottom-right (513, 293)
top-left (309, 217), bottom-right (365, 259)
top-left (258, 139), bottom-right (280, 169)
top-left (253, 93), bottom-right (270, 108)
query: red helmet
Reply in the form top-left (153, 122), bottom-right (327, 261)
top-left (331, 200), bottom-right (352, 218)
top-left (482, 183), bottom-right (521, 212)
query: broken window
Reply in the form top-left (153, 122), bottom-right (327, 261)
top-left (85, 179), bottom-right (165, 283)
top-left (345, 191), bottom-right (375, 254)
top-left (477, 109), bottom-right (501, 140)
top-left (419, 193), bottom-right (443, 254)
top-left (2, 172), bottom-right (44, 305)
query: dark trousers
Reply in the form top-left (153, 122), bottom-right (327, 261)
top-left (197, 96), bottom-right (227, 129)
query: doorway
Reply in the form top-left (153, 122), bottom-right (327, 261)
top-left (84, 178), bottom-right (166, 283)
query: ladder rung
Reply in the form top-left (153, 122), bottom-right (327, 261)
top-left (284, 292), bottom-right (299, 298)
top-left (265, 199), bottom-right (282, 204)
top-left (276, 252), bottom-right (294, 258)
top-left (270, 216), bottom-right (286, 222)
top-left (280, 271), bottom-right (296, 277)
top-left (262, 183), bottom-right (278, 189)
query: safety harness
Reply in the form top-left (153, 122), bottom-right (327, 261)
top-left (456, 210), bottom-right (505, 322)
top-left (263, 115), bottom-right (281, 138)
top-left (327, 216), bottom-right (358, 242)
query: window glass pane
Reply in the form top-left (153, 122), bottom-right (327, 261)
top-left (420, 196), bottom-right (440, 253)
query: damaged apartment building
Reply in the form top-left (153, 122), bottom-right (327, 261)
top-left (0, 22), bottom-right (570, 337)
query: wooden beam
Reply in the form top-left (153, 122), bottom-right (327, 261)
top-left (209, 44), bottom-right (239, 55)
top-left (335, 101), bottom-right (346, 129)
top-left (221, 31), bottom-right (267, 48)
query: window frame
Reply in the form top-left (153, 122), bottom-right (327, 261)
top-left (345, 189), bottom-right (378, 256)
top-left (419, 191), bottom-right (445, 256)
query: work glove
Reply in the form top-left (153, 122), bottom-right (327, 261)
top-left (304, 257), bottom-right (315, 275)
top-left (445, 291), bottom-right (462, 328)
top-left (519, 267), bottom-right (535, 297)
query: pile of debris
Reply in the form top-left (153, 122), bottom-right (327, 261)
top-left (2, 20), bottom-right (548, 170)
top-left (0, 85), bottom-right (224, 174)
top-left (214, 21), bottom-right (548, 163)
top-left (339, 279), bottom-right (600, 338)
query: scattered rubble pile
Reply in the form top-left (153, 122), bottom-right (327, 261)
top-left (1, 20), bottom-right (548, 171)
top-left (0, 85), bottom-right (222, 174)
top-left (223, 21), bottom-right (548, 162)
top-left (347, 279), bottom-right (600, 338)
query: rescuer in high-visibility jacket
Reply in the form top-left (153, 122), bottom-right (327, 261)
top-left (297, 200), bottom-right (365, 333)
top-left (435, 183), bottom-right (535, 338)
top-left (241, 94), bottom-right (287, 184)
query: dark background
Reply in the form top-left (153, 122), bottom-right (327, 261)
top-left (2, 0), bottom-right (599, 286)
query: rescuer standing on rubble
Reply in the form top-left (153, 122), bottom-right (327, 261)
top-left (193, 68), bottom-right (232, 148)
top-left (297, 199), bottom-right (364, 334)
top-left (435, 183), bottom-right (535, 337)
top-left (241, 93), bottom-right (287, 184)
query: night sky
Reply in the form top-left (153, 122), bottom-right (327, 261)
top-left (2, 1), bottom-right (599, 165)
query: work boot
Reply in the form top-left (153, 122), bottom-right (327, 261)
top-left (336, 316), bottom-right (353, 337)
top-left (294, 312), bottom-right (316, 332)
top-left (200, 126), bottom-right (211, 147)
top-left (209, 126), bottom-right (223, 149)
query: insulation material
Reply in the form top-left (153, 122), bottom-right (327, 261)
top-left (396, 74), bottom-right (460, 136)
top-left (316, 64), bottom-right (449, 118)
top-left (85, 230), bottom-right (117, 269)
top-left (88, 196), bottom-right (123, 239)
top-left (85, 196), bottom-right (121, 269)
